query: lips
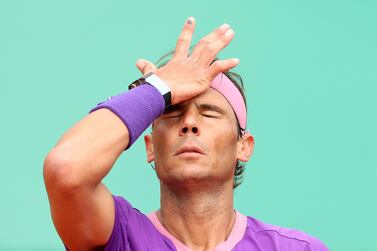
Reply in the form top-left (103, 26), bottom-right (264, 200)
top-left (174, 145), bottom-right (206, 156)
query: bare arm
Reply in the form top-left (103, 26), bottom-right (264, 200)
top-left (43, 16), bottom-right (238, 251)
top-left (43, 108), bottom-right (128, 250)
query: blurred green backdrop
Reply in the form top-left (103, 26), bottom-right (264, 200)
top-left (0, 0), bottom-right (376, 250)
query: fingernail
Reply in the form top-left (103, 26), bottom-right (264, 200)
top-left (225, 29), bottom-right (234, 36)
top-left (187, 17), bottom-right (194, 24)
top-left (220, 23), bottom-right (230, 30)
top-left (233, 58), bottom-right (240, 64)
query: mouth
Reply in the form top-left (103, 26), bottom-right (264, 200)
top-left (176, 151), bottom-right (204, 158)
top-left (174, 145), bottom-right (206, 156)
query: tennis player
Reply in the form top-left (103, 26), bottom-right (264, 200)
top-left (44, 16), bottom-right (329, 251)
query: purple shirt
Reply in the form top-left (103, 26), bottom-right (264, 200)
top-left (96, 195), bottom-right (329, 251)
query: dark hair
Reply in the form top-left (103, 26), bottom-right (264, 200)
top-left (151, 44), bottom-right (248, 189)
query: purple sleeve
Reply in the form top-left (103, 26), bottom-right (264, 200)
top-left (304, 236), bottom-right (330, 251)
top-left (103, 195), bottom-right (176, 251)
top-left (64, 195), bottom-right (176, 251)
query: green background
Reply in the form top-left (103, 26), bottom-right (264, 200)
top-left (1, 0), bottom-right (376, 250)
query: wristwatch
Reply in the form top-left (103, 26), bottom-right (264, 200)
top-left (129, 72), bottom-right (172, 110)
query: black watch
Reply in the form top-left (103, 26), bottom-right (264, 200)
top-left (129, 72), bottom-right (172, 110)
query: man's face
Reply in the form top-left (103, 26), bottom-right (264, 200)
top-left (144, 88), bottom-right (248, 188)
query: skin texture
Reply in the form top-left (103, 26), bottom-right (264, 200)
top-left (146, 88), bottom-right (248, 190)
top-left (43, 16), bottom-right (254, 251)
top-left (143, 88), bottom-right (254, 250)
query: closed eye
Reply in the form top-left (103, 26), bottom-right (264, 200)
top-left (202, 114), bottom-right (217, 118)
top-left (163, 113), bottom-right (181, 118)
top-left (163, 114), bottom-right (218, 119)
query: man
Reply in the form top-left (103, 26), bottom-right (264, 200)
top-left (43, 17), bottom-right (329, 251)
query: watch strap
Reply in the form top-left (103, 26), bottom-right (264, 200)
top-left (129, 72), bottom-right (172, 110)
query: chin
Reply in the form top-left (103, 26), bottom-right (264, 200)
top-left (157, 162), bottom-right (213, 185)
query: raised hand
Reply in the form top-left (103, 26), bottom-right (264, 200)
top-left (135, 17), bottom-right (239, 105)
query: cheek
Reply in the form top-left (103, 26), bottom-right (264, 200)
top-left (153, 138), bottom-right (168, 161)
top-left (211, 129), bottom-right (238, 165)
top-left (152, 129), bottom-right (174, 161)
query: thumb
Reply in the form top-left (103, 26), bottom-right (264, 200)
top-left (136, 59), bottom-right (157, 75)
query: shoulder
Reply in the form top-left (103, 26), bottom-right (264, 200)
top-left (245, 216), bottom-right (329, 251)
top-left (112, 194), bottom-right (138, 217)
top-left (103, 195), bottom-right (176, 251)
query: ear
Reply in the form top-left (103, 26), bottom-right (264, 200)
top-left (144, 133), bottom-right (155, 163)
top-left (236, 132), bottom-right (254, 162)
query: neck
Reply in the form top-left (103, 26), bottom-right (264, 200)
top-left (157, 181), bottom-right (235, 251)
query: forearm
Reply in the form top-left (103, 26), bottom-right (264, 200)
top-left (44, 83), bottom-right (165, 190)
top-left (45, 108), bottom-right (129, 188)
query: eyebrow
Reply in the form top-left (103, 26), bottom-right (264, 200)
top-left (163, 103), bottom-right (227, 115)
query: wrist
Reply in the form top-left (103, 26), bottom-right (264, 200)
top-left (90, 84), bottom-right (165, 150)
top-left (129, 72), bottom-right (172, 111)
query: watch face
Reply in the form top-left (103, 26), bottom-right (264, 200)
top-left (128, 79), bottom-right (142, 90)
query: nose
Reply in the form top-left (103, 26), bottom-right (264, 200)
top-left (180, 125), bottom-right (199, 135)
top-left (179, 111), bottom-right (200, 136)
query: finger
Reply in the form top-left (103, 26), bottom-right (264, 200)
top-left (206, 58), bottom-right (240, 81)
top-left (136, 59), bottom-right (157, 75)
top-left (190, 23), bottom-right (231, 60)
top-left (173, 17), bottom-right (196, 61)
top-left (196, 28), bottom-right (235, 67)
